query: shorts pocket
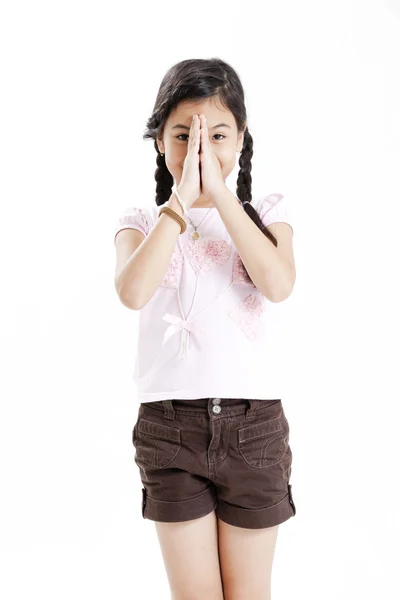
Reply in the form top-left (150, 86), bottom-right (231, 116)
top-left (133, 418), bottom-right (182, 469)
top-left (237, 412), bottom-right (288, 469)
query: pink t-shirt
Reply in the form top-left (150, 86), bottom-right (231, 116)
top-left (114, 192), bottom-right (294, 404)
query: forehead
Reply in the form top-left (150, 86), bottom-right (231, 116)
top-left (167, 98), bottom-right (235, 129)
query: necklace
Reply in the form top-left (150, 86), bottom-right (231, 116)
top-left (186, 208), bottom-right (213, 240)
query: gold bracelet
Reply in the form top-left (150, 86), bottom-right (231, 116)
top-left (158, 206), bottom-right (187, 234)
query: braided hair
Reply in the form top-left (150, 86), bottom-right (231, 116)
top-left (143, 57), bottom-right (278, 255)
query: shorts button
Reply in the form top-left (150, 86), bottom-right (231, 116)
top-left (212, 398), bottom-right (221, 405)
top-left (212, 405), bottom-right (221, 414)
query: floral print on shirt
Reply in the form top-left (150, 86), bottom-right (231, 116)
top-left (229, 293), bottom-right (265, 340)
top-left (232, 252), bottom-right (256, 288)
top-left (160, 246), bottom-right (184, 288)
top-left (184, 236), bottom-right (232, 275)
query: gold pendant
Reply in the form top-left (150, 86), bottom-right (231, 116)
top-left (191, 231), bottom-right (200, 240)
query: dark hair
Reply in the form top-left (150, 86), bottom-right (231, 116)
top-left (142, 57), bottom-right (278, 250)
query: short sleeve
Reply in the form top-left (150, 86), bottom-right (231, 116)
top-left (113, 207), bottom-right (150, 245)
top-left (258, 193), bottom-right (293, 234)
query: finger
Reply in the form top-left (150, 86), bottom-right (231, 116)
top-left (199, 114), bottom-right (208, 151)
top-left (190, 115), bottom-right (200, 152)
top-left (196, 115), bottom-right (201, 153)
top-left (195, 114), bottom-right (203, 154)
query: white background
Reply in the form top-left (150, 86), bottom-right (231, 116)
top-left (1, 0), bottom-right (399, 598)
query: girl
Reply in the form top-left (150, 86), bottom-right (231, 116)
top-left (114, 58), bottom-right (296, 600)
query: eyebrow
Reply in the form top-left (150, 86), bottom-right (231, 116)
top-left (171, 122), bottom-right (232, 131)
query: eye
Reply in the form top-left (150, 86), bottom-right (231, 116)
top-left (176, 134), bottom-right (226, 141)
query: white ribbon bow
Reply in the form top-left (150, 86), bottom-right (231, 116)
top-left (162, 312), bottom-right (209, 360)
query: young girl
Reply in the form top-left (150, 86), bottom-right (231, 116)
top-left (114, 58), bottom-right (296, 600)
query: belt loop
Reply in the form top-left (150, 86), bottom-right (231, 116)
top-left (163, 399), bottom-right (176, 420)
top-left (245, 399), bottom-right (257, 419)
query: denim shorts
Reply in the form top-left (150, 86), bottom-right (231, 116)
top-left (132, 397), bottom-right (296, 529)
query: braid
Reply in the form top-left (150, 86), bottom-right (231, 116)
top-left (236, 129), bottom-right (278, 248)
top-left (144, 107), bottom-right (174, 206)
top-left (236, 128), bottom-right (253, 205)
top-left (153, 139), bottom-right (173, 206)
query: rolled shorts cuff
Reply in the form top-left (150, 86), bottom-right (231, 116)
top-left (216, 485), bottom-right (296, 529)
top-left (142, 486), bottom-right (217, 522)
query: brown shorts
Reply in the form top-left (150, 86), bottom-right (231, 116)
top-left (132, 397), bottom-right (296, 529)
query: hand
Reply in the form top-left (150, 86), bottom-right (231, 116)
top-left (176, 114), bottom-right (202, 209)
top-left (199, 114), bottom-right (227, 202)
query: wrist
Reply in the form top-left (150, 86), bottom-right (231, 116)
top-left (167, 193), bottom-right (185, 217)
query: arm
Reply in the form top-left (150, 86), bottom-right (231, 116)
top-left (116, 193), bottom-right (185, 310)
top-left (214, 187), bottom-right (296, 302)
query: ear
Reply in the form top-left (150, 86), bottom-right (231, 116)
top-left (237, 128), bottom-right (246, 152)
top-left (157, 136), bottom-right (164, 154)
